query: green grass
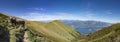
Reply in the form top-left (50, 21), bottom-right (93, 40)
top-left (89, 31), bottom-right (115, 42)
top-left (26, 20), bottom-right (81, 42)
top-left (9, 27), bottom-right (24, 42)
top-left (0, 13), bottom-right (24, 42)
top-left (85, 23), bottom-right (120, 42)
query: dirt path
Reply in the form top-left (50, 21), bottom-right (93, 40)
top-left (23, 31), bottom-right (30, 42)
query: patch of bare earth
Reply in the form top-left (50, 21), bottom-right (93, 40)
top-left (23, 31), bottom-right (30, 42)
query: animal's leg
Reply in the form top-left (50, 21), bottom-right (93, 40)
top-left (22, 21), bottom-right (25, 29)
top-left (22, 24), bottom-right (25, 29)
top-left (13, 23), bottom-right (16, 29)
top-left (18, 24), bottom-right (21, 28)
top-left (14, 23), bottom-right (17, 29)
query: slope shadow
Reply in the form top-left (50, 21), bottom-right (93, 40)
top-left (0, 26), bottom-right (10, 42)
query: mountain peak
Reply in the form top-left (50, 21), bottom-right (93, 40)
top-left (53, 20), bottom-right (61, 22)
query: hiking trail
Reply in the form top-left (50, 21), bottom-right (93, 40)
top-left (23, 31), bottom-right (30, 42)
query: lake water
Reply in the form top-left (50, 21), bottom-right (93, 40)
top-left (76, 28), bottom-right (100, 35)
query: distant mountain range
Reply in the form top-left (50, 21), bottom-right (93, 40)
top-left (61, 20), bottom-right (112, 34)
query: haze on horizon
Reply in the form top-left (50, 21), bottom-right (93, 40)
top-left (0, 0), bottom-right (120, 23)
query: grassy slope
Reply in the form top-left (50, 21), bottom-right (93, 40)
top-left (26, 20), bottom-right (81, 42)
top-left (86, 23), bottom-right (120, 42)
top-left (0, 13), bottom-right (10, 42)
top-left (0, 13), bottom-right (25, 42)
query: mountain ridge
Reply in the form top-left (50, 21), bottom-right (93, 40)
top-left (0, 13), bottom-right (82, 42)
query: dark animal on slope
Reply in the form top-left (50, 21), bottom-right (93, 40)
top-left (10, 18), bottom-right (17, 27)
top-left (10, 17), bottom-right (25, 28)
top-left (17, 20), bottom-right (25, 28)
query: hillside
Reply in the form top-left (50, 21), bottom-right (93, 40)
top-left (26, 20), bottom-right (83, 42)
top-left (0, 13), bottom-right (10, 42)
top-left (86, 23), bottom-right (120, 42)
top-left (0, 13), bottom-right (83, 42)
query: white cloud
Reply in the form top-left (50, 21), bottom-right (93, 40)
top-left (19, 11), bottom-right (119, 23)
top-left (34, 8), bottom-right (46, 11)
top-left (20, 12), bottom-right (86, 21)
top-left (28, 8), bottom-right (46, 11)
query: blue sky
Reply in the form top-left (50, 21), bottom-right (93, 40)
top-left (0, 0), bottom-right (120, 23)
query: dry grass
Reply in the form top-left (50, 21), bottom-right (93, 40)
top-left (25, 20), bottom-right (81, 42)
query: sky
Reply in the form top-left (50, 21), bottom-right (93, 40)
top-left (0, 0), bottom-right (120, 23)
